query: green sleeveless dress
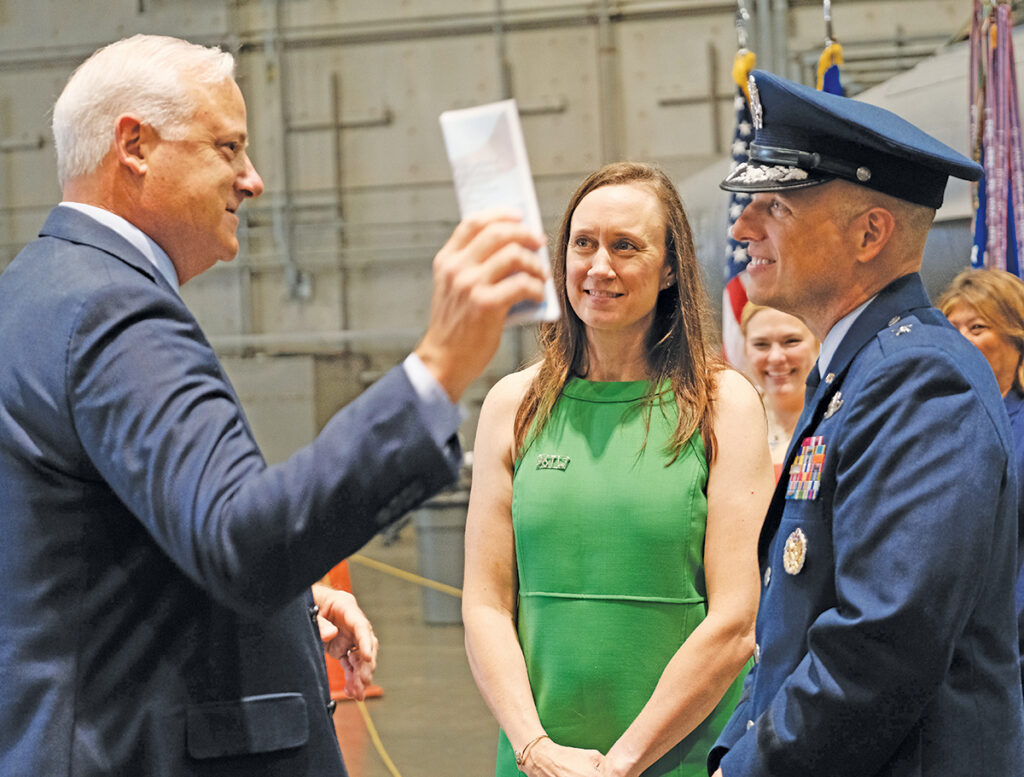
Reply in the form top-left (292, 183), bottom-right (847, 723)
top-left (494, 378), bottom-right (746, 776)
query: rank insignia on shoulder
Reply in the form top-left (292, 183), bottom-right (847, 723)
top-left (786, 435), bottom-right (825, 500)
top-left (783, 527), bottom-right (808, 575)
top-left (823, 391), bottom-right (843, 420)
top-left (536, 454), bottom-right (570, 471)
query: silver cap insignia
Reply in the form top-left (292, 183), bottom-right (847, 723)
top-left (748, 75), bottom-right (763, 130)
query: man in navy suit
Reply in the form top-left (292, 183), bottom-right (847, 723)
top-left (709, 71), bottom-right (1024, 775)
top-left (0, 34), bottom-right (548, 776)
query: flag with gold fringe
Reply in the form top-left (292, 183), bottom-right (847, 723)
top-left (970, 0), bottom-right (1024, 275)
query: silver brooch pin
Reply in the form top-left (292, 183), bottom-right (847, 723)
top-left (536, 454), bottom-right (570, 471)
top-left (783, 527), bottom-right (807, 575)
top-left (893, 324), bottom-right (913, 336)
top-left (823, 391), bottom-right (843, 419)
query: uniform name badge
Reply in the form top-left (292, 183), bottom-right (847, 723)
top-left (786, 435), bottom-right (826, 500)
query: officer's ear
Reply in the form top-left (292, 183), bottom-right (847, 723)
top-left (850, 206), bottom-right (896, 265)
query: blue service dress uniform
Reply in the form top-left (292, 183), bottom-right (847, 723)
top-left (711, 273), bottom-right (1024, 776)
top-left (1004, 387), bottom-right (1024, 693)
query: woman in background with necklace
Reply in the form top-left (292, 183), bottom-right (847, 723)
top-left (741, 303), bottom-right (819, 481)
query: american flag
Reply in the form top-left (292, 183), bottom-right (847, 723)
top-left (721, 86), bottom-right (754, 369)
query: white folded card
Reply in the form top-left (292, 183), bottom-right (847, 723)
top-left (439, 98), bottom-right (560, 325)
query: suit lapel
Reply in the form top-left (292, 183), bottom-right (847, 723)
top-left (39, 206), bottom-right (164, 289)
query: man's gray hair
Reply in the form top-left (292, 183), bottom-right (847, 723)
top-left (52, 34), bottom-right (235, 188)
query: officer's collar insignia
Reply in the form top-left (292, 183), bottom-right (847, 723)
top-left (783, 527), bottom-right (807, 575)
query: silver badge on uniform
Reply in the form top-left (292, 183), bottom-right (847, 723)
top-left (783, 527), bottom-right (807, 575)
top-left (823, 391), bottom-right (843, 419)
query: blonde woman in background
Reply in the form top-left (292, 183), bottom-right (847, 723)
top-left (938, 267), bottom-right (1024, 695)
top-left (740, 303), bottom-right (819, 481)
top-left (938, 268), bottom-right (1024, 402)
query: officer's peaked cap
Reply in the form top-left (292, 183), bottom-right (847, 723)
top-left (720, 70), bottom-right (982, 209)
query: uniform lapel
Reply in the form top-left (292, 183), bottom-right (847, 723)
top-left (757, 273), bottom-right (932, 558)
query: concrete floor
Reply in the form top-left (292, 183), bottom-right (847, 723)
top-left (331, 526), bottom-right (499, 777)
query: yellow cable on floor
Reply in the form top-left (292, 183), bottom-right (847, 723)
top-left (344, 553), bottom-right (461, 776)
top-left (355, 699), bottom-right (403, 777)
top-left (349, 553), bottom-right (463, 598)
top-left (345, 553), bottom-right (460, 777)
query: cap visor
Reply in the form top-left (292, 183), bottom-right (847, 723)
top-left (720, 161), bottom-right (833, 194)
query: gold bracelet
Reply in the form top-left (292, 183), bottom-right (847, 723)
top-left (514, 733), bottom-right (549, 767)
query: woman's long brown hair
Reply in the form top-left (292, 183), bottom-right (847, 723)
top-left (513, 162), bottom-right (723, 464)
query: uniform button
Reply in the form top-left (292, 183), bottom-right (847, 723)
top-left (763, 566), bottom-right (771, 587)
top-left (308, 604), bottom-right (320, 623)
top-left (746, 719), bottom-right (755, 730)
top-left (754, 643), bottom-right (761, 664)
top-left (327, 699), bottom-right (337, 716)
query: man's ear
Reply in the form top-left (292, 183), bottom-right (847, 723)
top-left (114, 114), bottom-right (148, 176)
top-left (851, 206), bottom-right (896, 264)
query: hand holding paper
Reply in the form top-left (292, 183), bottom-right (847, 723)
top-left (414, 210), bottom-right (548, 403)
top-left (439, 99), bottom-right (560, 325)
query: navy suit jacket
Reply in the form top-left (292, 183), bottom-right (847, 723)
top-left (710, 274), bottom-right (1024, 776)
top-left (0, 206), bottom-right (458, 776)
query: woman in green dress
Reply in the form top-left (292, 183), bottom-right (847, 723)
top-left (463, 162), bottom-right (775, 777)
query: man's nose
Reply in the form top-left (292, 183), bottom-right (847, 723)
top-left (729, 202), bottom-right (760, 243)
top-left (238, 156), bottom-right (264, 199)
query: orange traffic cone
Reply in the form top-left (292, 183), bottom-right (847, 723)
top-left (323, 559), bottom-right (383, 701)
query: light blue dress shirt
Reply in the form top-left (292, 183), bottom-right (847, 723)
top-left (818, 296), bottom-right (874, 378)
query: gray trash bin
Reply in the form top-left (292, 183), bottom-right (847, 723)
top-left (413, 489), bottom-right (468, 625)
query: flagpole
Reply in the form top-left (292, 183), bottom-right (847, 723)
top-left (817, 0), bottom-right (844, 94)
top-left (736, 0), bottom-right (750, 53)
